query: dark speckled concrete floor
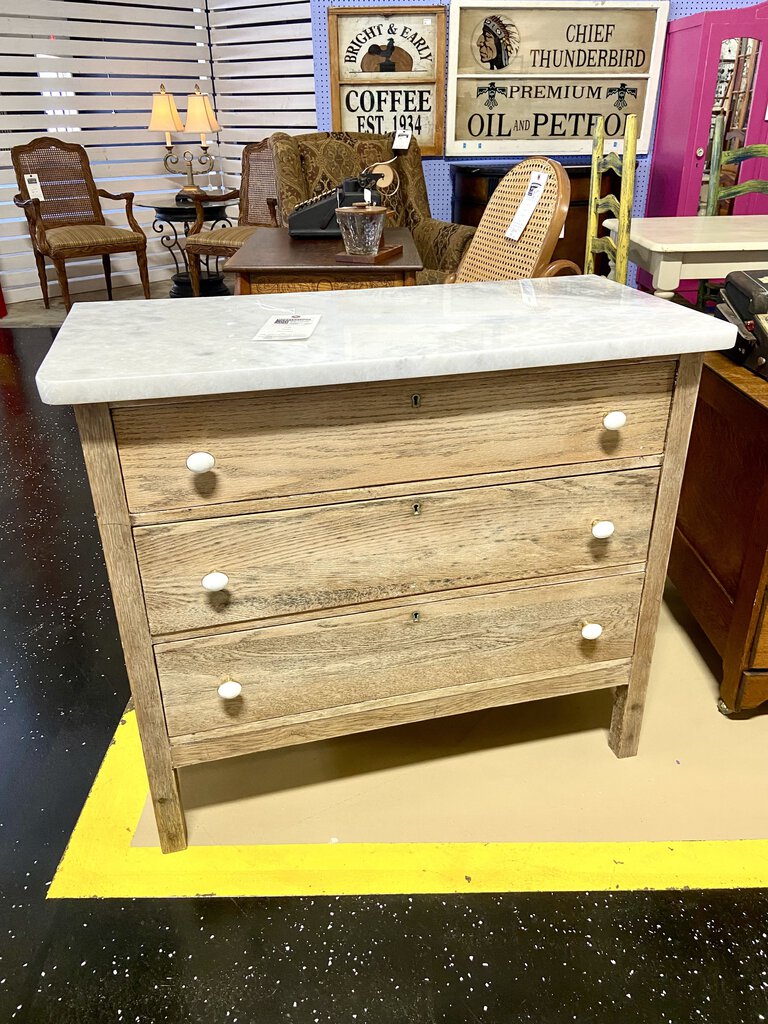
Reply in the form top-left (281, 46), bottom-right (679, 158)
top-left (1, 324), bottom-right (767, 1023)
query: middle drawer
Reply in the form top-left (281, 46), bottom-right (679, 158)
top-left (134, 467), bottom-right (659, 636)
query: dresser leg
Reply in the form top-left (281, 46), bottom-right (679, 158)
top-left (608, 684), bottom-right (640, 757)
top-left (144, 754), bottom-right (187, 853)
top-left (75, 404), bottom-right (189, 853)
top-left (609, 353), bottom-right (704, 759)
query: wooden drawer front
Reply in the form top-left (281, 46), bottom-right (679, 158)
top-left (113, 363), bottom-right (674, 513)
top-left (135, 468), bottom-right (659, 636)
top-left (156, 572), bottom-right (644, 738)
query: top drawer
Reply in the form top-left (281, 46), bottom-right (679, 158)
top-left (113, 362), bottom-right (675, 513)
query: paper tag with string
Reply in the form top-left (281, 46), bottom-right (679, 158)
top-left (505, 171), bottom-right (548, 241)
top-left (24, 174), bottom-right (45, 201)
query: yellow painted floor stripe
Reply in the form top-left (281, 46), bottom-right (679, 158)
top-left (48, 711), bottom-right (768, 899)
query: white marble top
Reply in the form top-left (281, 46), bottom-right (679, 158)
top-left (36, 276), bottom-right (736, 405)
top-left (604, 215), bottom-right (768, 253)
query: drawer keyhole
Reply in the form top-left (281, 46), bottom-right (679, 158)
top-left (411, 393), bottom-right (421, 408)
top-left (412, 502), bottom-right (421, 516)
top-left (412, 611), bottom-right (421, 623)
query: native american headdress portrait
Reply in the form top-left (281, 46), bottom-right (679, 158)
top-left (475, 15), bottom-right (521, 71)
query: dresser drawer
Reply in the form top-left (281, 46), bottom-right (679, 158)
top-left (155, 572), bottom-right (644, 738)
top-left (113, 363), bottom-right (675, 513)
top-left (135, 467), bottom-right (659, 635)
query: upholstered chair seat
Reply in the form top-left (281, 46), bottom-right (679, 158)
top-left (45, 225), bottom-right (145, 255)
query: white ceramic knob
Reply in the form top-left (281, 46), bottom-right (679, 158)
top-left (591, 520), bottom-right (615, 539)
top-left (217, 680), bottom-right (242, 700)
top-left (581, 622), bottom-right (603, 641)
top-left (602, 411), bottom-right (627, 431)
top-left (186, 451), bottom-right (215, 474)
top-left (202, 571), bottom-right (229, 592)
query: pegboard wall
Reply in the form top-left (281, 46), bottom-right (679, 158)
top-left (310, 0), bottom-right (765, 224)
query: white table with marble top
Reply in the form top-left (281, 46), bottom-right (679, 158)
top-left (36, 277), bottom-right (735, 853)
top-left (605, 215), bottom-right (768, 300)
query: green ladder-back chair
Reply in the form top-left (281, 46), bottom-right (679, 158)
top-left (584, 113), bottom-right (638, 286)
top-left (698, 113), bottom-right (768, 308)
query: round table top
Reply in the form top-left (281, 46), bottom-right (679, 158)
top-left (136, 193), bottom-right (234, 219)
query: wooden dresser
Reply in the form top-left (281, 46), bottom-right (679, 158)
top-left (36, 278), bottom-right (734, 852)
top-left (669, 352), bottom-right (768, 713)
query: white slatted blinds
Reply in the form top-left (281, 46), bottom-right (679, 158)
top-left (208, 0), bottom-right (316, 188)
top-left (0, 0), bottom-right (317, 303)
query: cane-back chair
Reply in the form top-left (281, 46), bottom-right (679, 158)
top-left (584, 114), bottom-right (637, 286)
top-left (270, 131), bottom-right (475, 285)
top-left (186, 140), bottom-right (278, 296)
top-left (11, 137), bottom-right (149, 311)
top-left (450, 157), bottom-right (579, 284)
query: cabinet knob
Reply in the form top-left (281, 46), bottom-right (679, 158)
top-left (602, 411), bottom-right (627, 431)
top-left (186, 451), bottom-right (215, 474)
top-left (581, 622), bottom-right (603, 641)
top-left (591, 519), bottom-right (615, 539)
top-left (217, 680), bottom-right (242, 700)
top-left (202, 571), bottom-right (229, 592)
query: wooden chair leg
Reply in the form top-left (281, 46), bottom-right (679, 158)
top-left (52, 257), bottom-right (72, 312)
top-left (189, 252), bottom-right (202, 297)
top-left (34, 249), bottom-right (50, 309)
top-left (136, 247), bottom-right (151, 300)
top-left (102, 254), bottom-right (113, 300)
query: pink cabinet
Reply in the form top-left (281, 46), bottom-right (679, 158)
top-left (649, 1), bottom-right (768, 219)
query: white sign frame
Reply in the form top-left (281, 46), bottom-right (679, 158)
top-left (446, 0), bottom-right (669, 156)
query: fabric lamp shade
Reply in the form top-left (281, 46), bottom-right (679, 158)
top-left (184, 85), bottom-right (220, 135)
top-left (148, 85), bottom-right (183, 133)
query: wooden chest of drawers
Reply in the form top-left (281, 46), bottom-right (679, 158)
top-left (75, 354), bottom-right (700, 852)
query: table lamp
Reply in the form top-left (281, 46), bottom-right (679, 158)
top-left (148, 84), bottom-right (183, 173)
top-left (178, 84), bottom-right (221, 197)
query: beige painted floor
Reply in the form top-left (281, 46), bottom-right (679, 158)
top-left (2, 278), bottom-right (173, 327)
top-left (134, 585), bottom-right (768, 847)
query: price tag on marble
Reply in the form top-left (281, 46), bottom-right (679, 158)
top-left (505, 171), bottom-right (548, 242)
top-left (24, 174), bottom-right (45, 201)
top-left (253, 314), bottom-right (321, 342)
top-left (393, 129), bottom-right (412, 150)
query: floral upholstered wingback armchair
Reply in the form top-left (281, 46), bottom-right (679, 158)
top-left (270, 131), bottom-right (475, 285)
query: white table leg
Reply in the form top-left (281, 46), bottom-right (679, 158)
top-left (650, 254), bottom-right (684, 301)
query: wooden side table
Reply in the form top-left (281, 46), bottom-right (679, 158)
top-left (225, 227), bottom-right (422, 294)
top-left (669, 352), bottom-right (768, 712)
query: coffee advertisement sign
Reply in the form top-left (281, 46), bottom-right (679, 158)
top-left (329, 7), bottom-right (446, 155)
top-left (446, 0), bottom-right (668, 156)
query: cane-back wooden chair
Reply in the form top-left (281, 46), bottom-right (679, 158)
top-left (584, 114), bottom-right (637, 286)
top-left (450, 157), bottom-right (579, 284)
top-left (186, 140), bottom-right (279, 296)
top-left (11, 137), bottom-right (149, 311)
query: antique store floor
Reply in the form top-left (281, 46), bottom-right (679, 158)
top-left (1, 323), bottom-right (767, 1022)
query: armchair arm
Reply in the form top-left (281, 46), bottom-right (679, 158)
top-left (412, 219), bottom-right (476, 274)
top-left (14, 194), bottom-right (48, 253)
top-left (539, 259), bottom-right (582, 278)
top-left (96, 188), bottom-right (144, 236)
top-left (188, 189), bottom-right (243, 236)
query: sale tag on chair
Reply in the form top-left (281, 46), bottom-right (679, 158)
top-left (505, 171), bottom-right (548, 241)
top-left (393, 129), bottom-right (412, 151)
top-left (24, 174), bottom-right (45, 201)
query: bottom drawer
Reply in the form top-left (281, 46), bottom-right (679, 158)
top-left (155, 572), bottom-right (644, 739)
